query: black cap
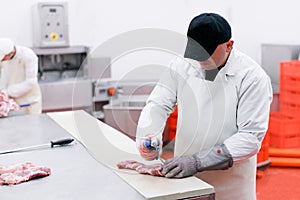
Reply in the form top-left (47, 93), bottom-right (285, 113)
top-left (184, 13), bottom-right (231, 61)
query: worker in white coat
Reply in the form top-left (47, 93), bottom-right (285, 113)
top-left (136, 13), bottom-right (273, 199)
top-left (0, 38), bottom-right (42, 114)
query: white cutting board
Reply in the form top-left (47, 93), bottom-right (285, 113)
top-left (47, 110), bottom-right (214, 200)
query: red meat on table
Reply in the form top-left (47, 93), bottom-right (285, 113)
top-left (117, 160), bottom-right (163, 177)
top-left (0, 162), bottom-right (51, 185)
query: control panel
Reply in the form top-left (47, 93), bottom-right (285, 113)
top-left (32, 2), bottom-right (69, 47)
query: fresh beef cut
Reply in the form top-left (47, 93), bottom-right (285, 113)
top-left (0, 162), bottom-right (51, 185)
top-left (117, 160), bottom-right (164, 177)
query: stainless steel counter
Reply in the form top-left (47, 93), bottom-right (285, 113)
top-left (0, 112), bottom-right (214, 200)
top-left (0, 114), bottom-right (144, 200)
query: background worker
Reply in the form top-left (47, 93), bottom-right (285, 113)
top-left (0, 38), bottom-right (42, 114)
top-left (136, 13), bottom-right (273, 199)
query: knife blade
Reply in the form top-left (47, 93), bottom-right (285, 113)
top-left (0, 138), bottom-right (74, 155)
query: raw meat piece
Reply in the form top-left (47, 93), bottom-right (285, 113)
top-left (0, 90), bottom-right (20, 117)
top-left (117, 160), bottom-right (163, 177)
top-left (0, 162), bottom-right (34, 174)
top-left (0, 162), bottom-right (51, 185)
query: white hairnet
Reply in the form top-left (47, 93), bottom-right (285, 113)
top-left (0, 38), bottom-right (14, 61)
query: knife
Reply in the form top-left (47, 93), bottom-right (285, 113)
top-left (0, 138), bottom-right (74, 155)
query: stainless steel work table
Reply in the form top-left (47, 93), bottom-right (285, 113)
top-left (0, 111), bottom-right (215, 200)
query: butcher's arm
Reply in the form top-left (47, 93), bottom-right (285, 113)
top-left (7, 50), bottom-right (38, 98)
top-left (136, 64), bottom-right (177, 159)
top-left (224, 75), bottom-right (273, 162)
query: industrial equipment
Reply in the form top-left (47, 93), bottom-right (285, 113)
top-left (32, 2), bottom-right (69, 48)
top-left (32, 46), bottom-right (92, 112)
top-left (31, 2), bottom-right (116, 114)
top-left (92, 79), bottom-right (119, 120)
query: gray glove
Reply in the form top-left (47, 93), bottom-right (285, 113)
top-left (162, 144), bottom-right (233, 178)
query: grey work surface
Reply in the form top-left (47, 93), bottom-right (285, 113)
top-left (0, 114), bottom-right (144, 200)
top-left (48, 110), bottom-right (214, 200)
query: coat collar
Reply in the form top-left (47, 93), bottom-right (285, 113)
top-left (219, 48), bottom-right (238, 77)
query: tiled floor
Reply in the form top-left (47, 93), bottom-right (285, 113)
top-left (256, 167), bottom-right (300, 200)
top-left (161, 141), bottom-right (300, 199)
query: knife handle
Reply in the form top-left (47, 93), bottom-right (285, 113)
top-left (51, 138), bottom-right (74, 148)
top-left (19, 103), bottom-right (31, 107)
top-left (144, 138), bottom-right (152, 148)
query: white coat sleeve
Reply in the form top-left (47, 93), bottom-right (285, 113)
top-left (6, 50), bottom-right (39, 98)
top-left (224, 74), bottom-right (273, 162)
top-left (136, 62), bottom-right (178, 146)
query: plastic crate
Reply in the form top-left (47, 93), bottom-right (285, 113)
top-left (167, 117), bottom-right (177, 129)
top-left (270, 135), bottom-right (300, 148)
top-left (168, 129), bottom-right (176, 141)
top-left (257, 132), bottom-right (270, 163)
top-left (167, 106), bottom-right (178, 140)
top-left (268, 112), bottom-right (300, 136)
top-left (280, 89), bottom-right (300, 103)
top-left (268, 112), bottom-right (300, 148)
top-left (280, 75), bottom-right (300, 92)
top-left (280, 100), bottom-right (300, 118)
top-left (280, 61), bottom-right (300, 79)
top-left (257, 145), bottom-right (269, 163)
top-left (279, 61), bottom-right (300, 118)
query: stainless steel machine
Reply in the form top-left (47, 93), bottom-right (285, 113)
top-left (33, 46), bottom-right (119, 114)
top-left (32, 46), bottom-right (93, 112)
top-left (31, 2), bottom-right (117, 114)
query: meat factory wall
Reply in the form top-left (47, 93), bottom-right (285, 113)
top-left (1, 0), bottom-right (300, 80)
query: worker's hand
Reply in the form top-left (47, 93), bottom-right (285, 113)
top-left (162, 144), bottom-right (233, 178)
top-left (162, 155), bottom-right (199, 178)
top-left (138, 135), bottom-right (160, 161)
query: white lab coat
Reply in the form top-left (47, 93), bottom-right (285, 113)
top-left (136, 48), bottom-right (273, 200)
top-left (0, 46), bottom-right (42, 114)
